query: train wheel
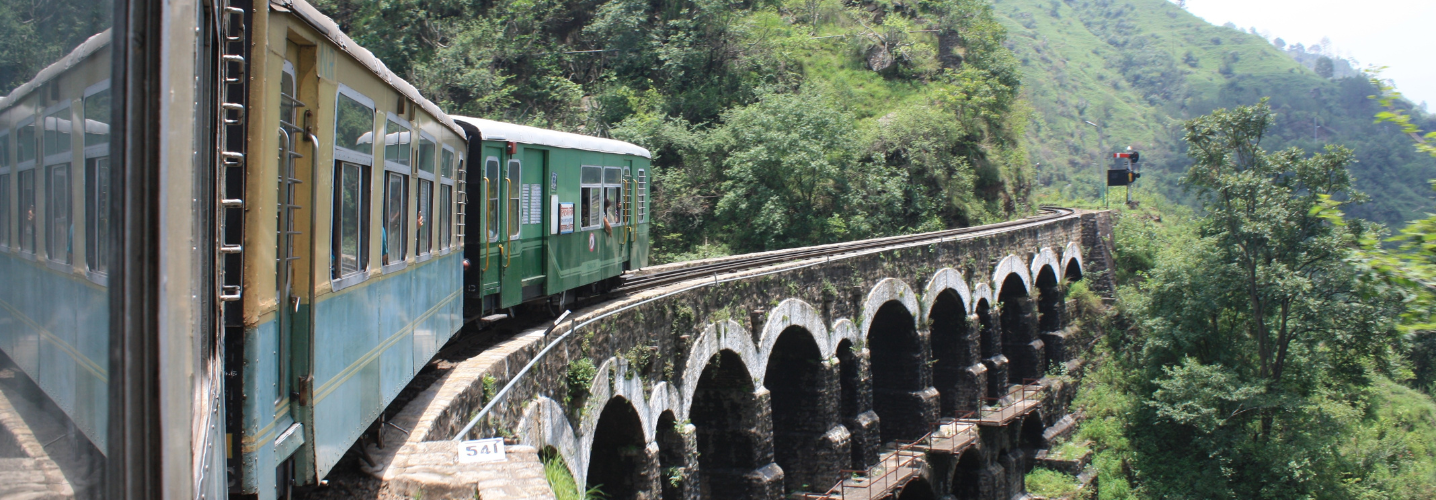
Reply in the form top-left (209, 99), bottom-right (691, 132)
top-left (547, 290), bottom-right (574, 317)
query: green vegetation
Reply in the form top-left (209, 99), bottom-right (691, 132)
top-left (995, 0), bottom-right (1436, 228)
top-left (0, 0), bottom-right (112, 94)
top-left (314, 0), bottom-right (1034, 261)
top-left (542, 449), bottom-right (607, 500)
top-left (1026, 467), bottom-right (1080, 498)
top-left (1063, 101), bottom-right (1436, 499)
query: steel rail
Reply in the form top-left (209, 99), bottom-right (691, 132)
top-left (451, 206), bottom-right (1078, 441)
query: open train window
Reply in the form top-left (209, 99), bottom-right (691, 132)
top-left (382, 115), bottom-right (411, 271)
top-left (603, 166), bottom-right (622, 227)
top-left (439, 146), bottom-right (455, 252)
top-left (580, 165), bottom-right (602, 230)
top-left (0, 129), bottom-right (9, 250)
top-left (42, 104), bottom-right (72, 265)
top-left (637, 169), bottom-right (647, 223)
top-left (416, 133), bottom-right (436, 258)
top-left (485, 156), bottom-right (499, 242)
top-left (332, 86), bottom-right (375, 287)
top-left (83, 81), bottom-right (110, 277)
top-left (507, 159), bottom-right (520, 239)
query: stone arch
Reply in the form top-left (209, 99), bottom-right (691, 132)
top-left (997, 269), bottom-right (1041, 385)
top-left (1061, 242), bottom-right (1084, 282)
top-left (833, 336), bottom-right (871, 469)
top-left (759, 298), bottom-right (833, 362)
top-left (689, 349), bottom-right (777, 498)
top-left (654, 410), bottom-right (688, 500)
top-left (681, 319), bottom-right (761, 413)
top-left (867, 299), bottom-right (935, 443)
top-left (923, 268), bottom-right (973, 320)
top-left (896, 476), bottom-right (938, 500)
top-left (992, 255), bottom-right (1031, 300)
top-left (1034, 264), bottom-right (1062, 334)
top-left (951, 447), bottom-right (983, 500)
top-left (765, 326), bottom-right (842, 493)
top-left (517, 397), bottom-right (582, 484)
top-left (1029, 248), bottom-right (1061, 290)
top-left (861, 278), bottom-right (921, 336)
top-left (928, 288), bottom-right (974, 417)
top-left (587, 396), bottom-right (655, 499)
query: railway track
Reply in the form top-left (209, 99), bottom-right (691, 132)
top-left (614, 206), bottom-right (1076, 293)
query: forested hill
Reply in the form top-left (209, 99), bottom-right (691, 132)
top-left (314, 0), bottom-right (1036, 262)
top-left (992, 0), bottom-right (1436, 226)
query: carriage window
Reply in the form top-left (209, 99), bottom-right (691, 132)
top-left (507, 160), bottom-right (520, 239)
top-left (580, 165), bottom-right (602, 229)
top-left (16, 120), bottom-right (35, 165)
top-left (334, 91), bottom-right (375, 157)
top-left (331, 161), bottom-right (369, 280)
top-left (333, 87), bottom-right (375, 283)
top-left (439, 185), bottom-right (452, 251)
top-left (637, 169), bottom-right (647, 223)
top-left (85, 158), bottom-right (109, 273)
top-left (84, 87), bottom-right (110, 147)
top-left (485, 157), bottom-right (499, 241)
top-left (43, 107), bottom-right (72, 159)
top-left (440, 148), bottom-right (454, 178)
top-left (604, 166), bottom-right (622, 227)
top-left (46, 165), bottom-right (70, 264)
top-left (384, 119), bottom-right (411, 168)
top-left (18, 170), bottom-right (34, 253)
top-left (0, 173), bottom-right (8, 250)
top-left (383, 172), bottom-right (407, 265)
top-left (418, 137), bottom-right (435, 175)
top-left (416, 179), bottom-right (433, 256)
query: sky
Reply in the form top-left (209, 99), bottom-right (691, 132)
top-left (1182, 0), bottom-right (1436, 109)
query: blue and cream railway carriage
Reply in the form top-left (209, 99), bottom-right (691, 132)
top-left (229, 1), bottom-right (469, 495)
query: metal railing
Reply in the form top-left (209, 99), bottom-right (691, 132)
top-left (966, 380), bottom-right (1046, 425)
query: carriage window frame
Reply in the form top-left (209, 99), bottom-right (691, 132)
top-left (506, 159), bottom-right (520, 239)
top-left (603, 166), bottom-right (623, 228)
top-left (438, 145), bottom-right (457, 253)
top-left (383, 113), bottom-right (413, 170)
top-left (637, 169), bottom-right (647, 223)
top-left (580, 165), bottom-right (602, 230)
top-left (41, 102), bottom-right (74, 268)
top-left (83, 80), bottom-right (110, 281)
top-left (331, 85), bottom-right (376, 291)
top-left (414, 131), bottom-right (437, 262)
top-left (0, 129), bottom-right (10, 251)
top-left (485, 156), bottom-right (500, 242)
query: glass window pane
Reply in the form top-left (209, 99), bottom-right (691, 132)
top-left (20, 169), bottom-right (35, 252)
top-left (335, 93), bottom-right (374, 154)
top-left (44, 109), bottom-right (72, 158)
top-left (582, 166), bottom-right (601, 184)
top-left (439, 185), bottom-right (451, 249)
top-left (417, 179), bottom-right (432, 255)
top-left (0, 174), bottom-right (8, 248)
top-left (605, 187), bottom-right (619, 226)
top-left (486, 159), bottom-right (499, 240)
top-left (418, 138), bottom-right (435, 174)
top-left (335, 162), bottom-right (364, 277)
top-left (17, 122), bottom-right (36, 163)
top-left (0, 134), bottom-right (8, 168)
top-left (507, 161), bottom-right (520, 237)
top-left (385, 120), bottom-right (411, 167)
top-left (85, 89), bottom-right (111, 147)
top-left (47, 165), bottom-right (70, 263)
top-left (440, 149), bottom-right (453, 178)
top-left (384, 172), bottom-right (406, 263)
top-left (604, 167), bottom-right (621, 185)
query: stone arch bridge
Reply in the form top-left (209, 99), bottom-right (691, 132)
top-left (380, 210), bottom-right (1115, 500)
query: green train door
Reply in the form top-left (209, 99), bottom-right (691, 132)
top-left (498, 153), bottom-right (522, 306)
top-left (478, 147), bottom-right (504, 300)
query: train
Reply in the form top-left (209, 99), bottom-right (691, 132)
top-left (0, 0), bottom-right (649, 498)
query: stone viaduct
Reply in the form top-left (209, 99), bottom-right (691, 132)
top-left (379, 210), bottom-right (1115, 500)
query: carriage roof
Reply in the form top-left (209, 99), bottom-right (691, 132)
top-left (452, 116), bottom-right (651, 159)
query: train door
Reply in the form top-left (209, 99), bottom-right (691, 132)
top-left (497, 152), bottom-right (522, 307)
top-left (275, 40), bottom-right (319, 490)
top-left (478, 146), bottom-right (504, 304)
top-left (517, 148), bottom-right (547, 301)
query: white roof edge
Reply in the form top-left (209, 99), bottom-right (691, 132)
top-left (0, 29), bottom-right (112, 110)
top-left (278, 0), bottom-right (465, 139)
top-left (451, 116), bottom-right (651, 159)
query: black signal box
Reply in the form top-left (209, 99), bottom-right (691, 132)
top-left (1107, 169), bottom-right (1140, 186)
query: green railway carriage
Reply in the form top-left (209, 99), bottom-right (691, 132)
top-left (453, 117), bottom-right (651, 316)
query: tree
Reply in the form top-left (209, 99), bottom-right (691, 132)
top-left (1314, 56), bottom-right (1334, 78)
top-left (1134, 99), bottom-right (1401, 496)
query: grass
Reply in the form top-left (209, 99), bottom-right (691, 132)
top-left (542, 451), bottom-right (606, 500)
top-left (1049, 439), bottom-right (1090, 461)
top-left (1026, 467), bottom-right (1080, 498)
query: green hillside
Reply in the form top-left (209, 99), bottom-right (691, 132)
top-left (993, 0), bottom-right (1436, 226)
